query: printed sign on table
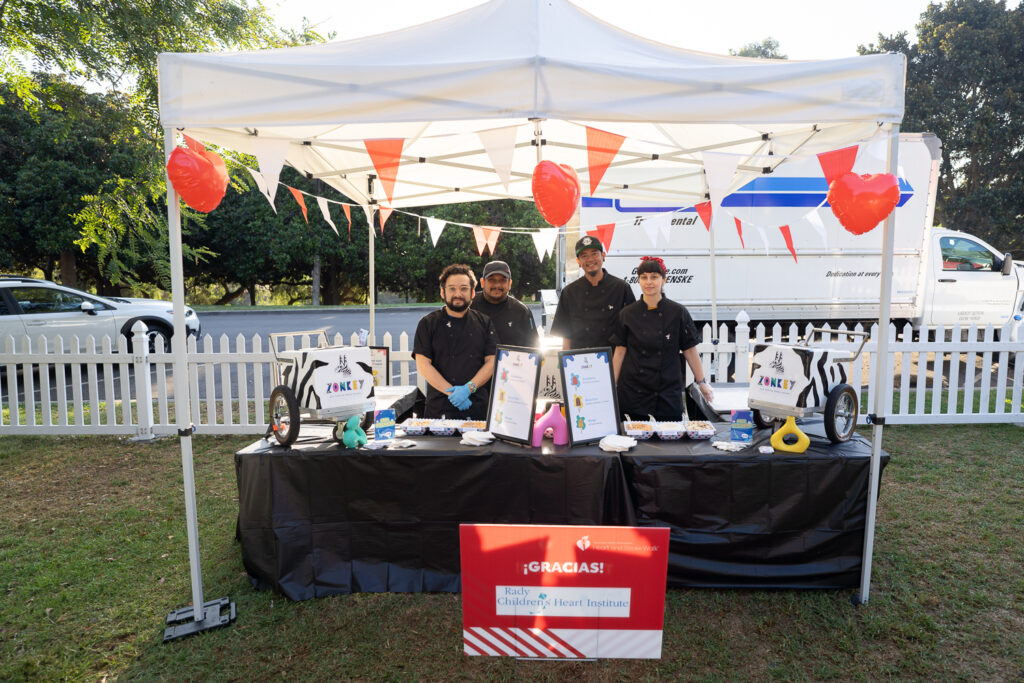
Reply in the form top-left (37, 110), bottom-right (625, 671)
top-left (486, 346), bottom-right (542, 445)
top-left (369, 346), bottom-right (390, 387)
top-left (460, 524), bottom-right (670, 659)
top-left (558, 348), bottom-right (621, 446)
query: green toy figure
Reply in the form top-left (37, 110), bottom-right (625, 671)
top-left (341, 415), bottom-right (368, 448)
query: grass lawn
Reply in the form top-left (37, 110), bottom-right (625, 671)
top-left (1, 425), bottom-right (1022, 681)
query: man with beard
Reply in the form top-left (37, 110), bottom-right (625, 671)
top-left (414, 264), bottom-right (498, 419)
top-left (551, 235), bottom-right (636, 350)
top-left (470, 260), bottom-right (539, 348)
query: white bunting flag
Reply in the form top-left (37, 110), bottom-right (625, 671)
top-left (362, 205), bottom-right (375, 231)
top-left (804, 204), bottom-right (828, 247)
top-left (702, 152), bottom-right (742, 231)
top-left (477, 125), bottom-right (519, 191)
top-left (425, 217), bottom-right (447, 246)
top-left (756, 225), bottom-right (771, 255)
top-left (246, 167), bottom-right (276, 213)
top-left (251, 137), bottom-right (291, 211)
top-left (530, 227), bottom-right (558, 260)
top-left (639, 214), bottom-right (662, 248)
top-left (317, 197), bottom-right (338, 235)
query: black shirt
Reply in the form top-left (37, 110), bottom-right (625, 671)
top-left (470, 292), bottom-right (539, 348)
top-left (550, 269), bottom-right (636, 349)
top-left (413, 307), bottom-right (497, 419)
top-left (610, 297), bottom-right (700, 421)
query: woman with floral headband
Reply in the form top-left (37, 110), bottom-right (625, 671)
top-left (610, 256), bottom-right (714, 421)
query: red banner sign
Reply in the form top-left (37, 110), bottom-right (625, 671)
top-left (460, 524), bottom-right (669, 659)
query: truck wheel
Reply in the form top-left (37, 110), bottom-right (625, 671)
top-left (824, 384), bottom-right (858, 443)
top-left (269, 385), bottom-right (300, 446)
top-left (753, 409), bottom-right (774, 430)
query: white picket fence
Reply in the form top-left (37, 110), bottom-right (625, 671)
top-left (2, 317), bottom-right (1022, 437)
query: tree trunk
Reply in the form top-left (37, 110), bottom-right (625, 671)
top-left (311, 255), bottom-right (321, 306)
top-left (213, 285), bottom-right (245, 306)
top-left (58, 250), bottom-right (77, 287)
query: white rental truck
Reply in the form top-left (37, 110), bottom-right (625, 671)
top-left (560, 133), bottom-right (1023, 333)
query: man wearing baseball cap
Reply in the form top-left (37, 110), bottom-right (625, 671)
top-left (550, 235), bottom-right (635, 350)
top-left (471, 260), bottom-right (539, 348)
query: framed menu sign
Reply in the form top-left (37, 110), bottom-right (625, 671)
top-left (558, 348), bottom-right (621, 446)
top-left (369, 346), bottom-right (390, 386)
top-left (486, 346), bottom-right (542, 445)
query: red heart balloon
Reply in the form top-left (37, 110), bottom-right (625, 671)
top-left (532, 160), bottom-right (580, 227)
top-left (166, 142), bottom-right (229, 213)
top-left (827, 172), bottom-right (900, 236)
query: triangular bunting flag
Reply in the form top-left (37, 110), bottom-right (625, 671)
top-left (183, 134), bottom-right (205, 153)
top-left (361, 205), bottom-right (375, 235)
top-left (317, 197), bottom-right (338, 235)
top-left (586, 223), bottom-right (615, 253)
top-left (342, 204), bottom-right (352, 240)
top-left (694, 201), bottom-right (712, 231)
top-left (701, 152), bottom-right (741, 230)
top-left (530, 228), bottom-right (558, 260)
top-left (816, 145), bottom-right (859, 186)
top-left (378, 206), bottom-right (394, 233)
top-left (425, 217), bottom-right (447, 246)
top-left (477, 126), bottom-right (518, 191)
top-left (252, 137), bottom-right (291, 211)
top-left (364, 139), bottom-right (405, 206)
top-left (734, 216), bottom-right (745, 248)
top-left (246, 167), bottom-right (277, 213)
top-left (471, 226), bottom-right (488, 255)
top-left (804, 208), bottom-right (827, 247)
top-left (756, 225), bottom-right (770, 255)
top-left (779, 225), bottom-right (798, 263)
top-left (288, 187), bottom-right (308, 224)
top-left (586, 126), bottom-right (626, 195)
top-left (482, 226), bottom-right (501, 255)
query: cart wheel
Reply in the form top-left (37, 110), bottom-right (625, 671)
top-left (269, 385), bottom-right (300, 446)
top-left (824, 383), bottom-right (859, 443)
top-left (753, 409), bottom-right (774, 430)
top-left (332, 422), bottom-right (345, 444)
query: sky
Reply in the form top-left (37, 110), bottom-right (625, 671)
top-left (266, 0), bottom-right (932, 60)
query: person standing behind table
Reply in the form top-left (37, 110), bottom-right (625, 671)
top-left (470, 260), bottom-right (540, 348)
top-left (611, 256), bottom-right (714, 421)
top-left (414, 264), bottom-right (497, 419)
top-left (550, 235), bottom-right (636, 350)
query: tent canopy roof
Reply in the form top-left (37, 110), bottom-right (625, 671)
top-left (157, 0), bottom-right (905, 208)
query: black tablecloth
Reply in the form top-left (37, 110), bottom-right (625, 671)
top-left (235, 420), bottom-right (887, 600)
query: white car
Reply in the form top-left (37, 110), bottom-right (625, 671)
top-left (0, 276), bottom-right (201, 352)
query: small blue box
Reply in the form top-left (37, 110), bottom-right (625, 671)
top-left (374, 409), bottom-right (396, 441)
top-left (730, 409), bottom-right (754, 443)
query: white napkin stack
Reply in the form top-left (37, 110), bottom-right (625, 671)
top-left (460, 430), bottom-right (495, 446)
top-left (599, 434), bottom-right (638, 452)
top-left (712, 440), bottom-right (748, 452)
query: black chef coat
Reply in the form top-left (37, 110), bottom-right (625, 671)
top-left (413, 307), bottom-right (497, 419)
top-left (550, 269), bottom-right (636, 349)
top-left (610, 297), bottom-right (699, 421)
top-left (470, 292), bottom-right (539, 348)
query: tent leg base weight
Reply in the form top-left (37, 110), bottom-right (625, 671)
top-left (162, 597), bottom-right (236, 643)
top-left (850, 593), bottom-right (866, 606)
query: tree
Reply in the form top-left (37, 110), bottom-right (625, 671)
top-left (861, 0), bottom-right (1024, 252)
top-left (730, 37), bottom-right (787, 59)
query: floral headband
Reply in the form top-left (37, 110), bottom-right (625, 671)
top-left (639, 255), bottom-right (666, 276)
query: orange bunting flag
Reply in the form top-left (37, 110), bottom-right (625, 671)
top-left (364, 139), bottom-right (405, 206)
top-left (288, 187), bottom-right (308, 224)
top-left (816, 145), bottom-right (859, 186)
top-left (779, 225), bottom-right (798, 262)
top-left (472, 226), bottom-right (488, 255)
top-left (342, 204), bottom-right (352, 240)
top-left (482, 226), bottom-right (501, 255)
top-left (585, 126), bottom-right (626, 195)
top-left (734, 217), bottom-right (745, 248)
top-left (378, 206), bottom-right (394, 233)
top-left (694, 201), bottom-right (712, 231)
top-left (586, 223), bottom-right (616, 253)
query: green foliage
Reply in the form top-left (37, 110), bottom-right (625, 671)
top-left (861, 0), bottom-right (1024, 253)
top-left (730, 37), bottom-right (787, 59)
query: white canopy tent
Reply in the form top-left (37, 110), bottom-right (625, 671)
top-left (157, 0), bottom-right (905, 631)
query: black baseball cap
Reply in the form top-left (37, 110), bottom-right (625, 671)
top-left (574, 235), bottom-right (604, 256)
top-left (482, 260), bottom-right (512, 279)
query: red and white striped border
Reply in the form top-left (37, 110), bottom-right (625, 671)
top-left (463, 628), bottom-right (662, 659)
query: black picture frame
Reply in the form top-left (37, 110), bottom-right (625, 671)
top-left (557, 347), bottom-right (622, 446)
top-left (485, 345), bottom-right (543, 445)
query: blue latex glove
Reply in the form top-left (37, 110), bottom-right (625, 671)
top-left (446, 383), bottom-right (473, 410)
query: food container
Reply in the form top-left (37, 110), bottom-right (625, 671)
top-left (429, 419), bottom-right (460, 436)
top-left (623, 421), bottom-right (655, 440)
top-left (655, 422), bottom-right (686, 440)
top-left (685, 420), bottom-right (716, 440)
top-left (401, 418), bottom-right (432, 436)
top-left (459, 420), bottom-right (487, 433)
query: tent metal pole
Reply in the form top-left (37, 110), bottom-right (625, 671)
top-left (858, 122), bottom-right (900, 604)
top-left (533, 118), bottom-right (563, 293)
top-left (368, 175), bottom-right (376, 341)
top-left (161, 127), bottom-right (235, 641)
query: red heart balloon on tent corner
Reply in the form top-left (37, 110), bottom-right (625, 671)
top-left (826, 172), bottom-right (900, 236)
top-left (532, 160), bottom-right (580, 227)
top-left (166, 144), bottom-right (229, 213)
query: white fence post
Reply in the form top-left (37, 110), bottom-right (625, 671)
top-left (734, 311), bottom-right (751, 383)
top-left (131, 321), bottom-right (155, 441)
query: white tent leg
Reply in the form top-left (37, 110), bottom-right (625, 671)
top-left (858, 123), bottom-right (900, 605)
top-left (162, 127), bottom-right (235, 641)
